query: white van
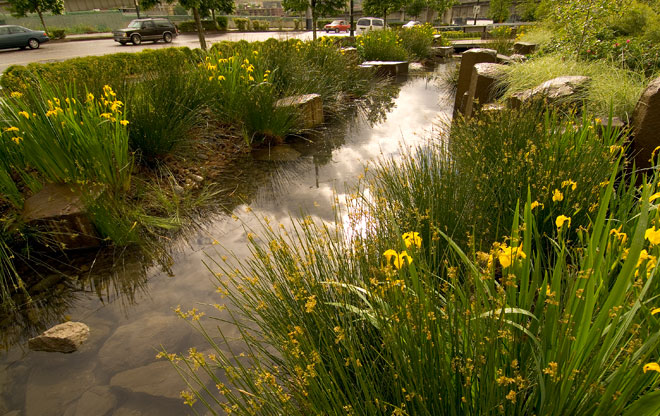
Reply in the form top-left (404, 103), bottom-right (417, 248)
top-left (356, 17), bottom-right (385, 34)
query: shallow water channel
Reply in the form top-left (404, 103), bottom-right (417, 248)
top-left (0, 63), bottom-right (454, 416)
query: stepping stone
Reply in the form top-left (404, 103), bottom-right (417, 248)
top-left (276, 93), bottom-right (324, 129)
top-left (361, 61), bottom-right (409, 77)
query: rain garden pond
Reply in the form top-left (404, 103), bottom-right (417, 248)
top-left (0, 62), bottom-right (454, 416)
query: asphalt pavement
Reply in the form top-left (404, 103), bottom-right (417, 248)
top-left (0, 30), bottom-right (349, 74)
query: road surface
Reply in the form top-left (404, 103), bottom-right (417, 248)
top-left (0, 30), bottom-right (348, 74)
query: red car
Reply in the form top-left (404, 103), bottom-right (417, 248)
top-left (324, 20), bottom-right (350, 33)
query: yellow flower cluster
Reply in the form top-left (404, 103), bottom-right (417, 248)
top-left (383, 249), bottom-right (412, 269)
top-left (494, 243), bottom-right (526, 269)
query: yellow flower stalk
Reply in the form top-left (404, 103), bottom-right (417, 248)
top-left (402, 231), bottom-right (422, 249)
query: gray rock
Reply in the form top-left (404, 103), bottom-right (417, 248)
top-left (98, 315), bottom-right (189, 373)
top-left (69, 386), bottom-right (116, 416)
top-left (173, 184), bottom-right (185, 195)
top-left (252, 144), bottom-right (302, 162)
top-left (25, 364), bottom-right (96, 416)
top-left (513, 42), bottom-right (537, 55)
top-left (4, 411), bottom-right (21, 416)
top-left (110, 361), bottom-right (185, 400)
top-left (453, 48), bottom-right (498, 116)
top-left (464, 63), bottom-right (507, 118)
top-left (632, 77), bottom-right (660, 169)
top-left (22, 183), bottom-right (100, 250)
top-left (361, 61), bottom-right (409, 77)
top-left (509, 75), bottom-right (591, 109)
top-left (190, 174), bottom-right (204, 183)
top-left (28, 322), bottom-right (90, 353)
top-left (509, 54), bottom-right (527, 63)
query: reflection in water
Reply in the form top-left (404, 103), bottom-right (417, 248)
top-left (0, 64), bottom-right (454, 416)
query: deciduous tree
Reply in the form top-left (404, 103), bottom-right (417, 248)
top-left (7, 0), bottom-right (63, 35)
top-left (363, 0), bottom-right (404, 24)
top-left (282, 0), bottom-right (344, 40)
top-left (489, 0), bottom-right (510, 23)
top-left (141, 0), bottom-right (214, 50)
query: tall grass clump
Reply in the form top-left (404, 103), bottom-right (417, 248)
top-left (124, 68), bottom-right (212, 160)
top-left (356, 30), bottom-right (408, 61)
top-left (0, 84), bottom-right (132, 195)
top-left (166, 161), bottom-right (660, 415)
top-left (200, 50), bottom-right (299, 144)
top-left (163, 107), bottom-right (660, 414)
top-left (497, 54), bottom-right (647, 119)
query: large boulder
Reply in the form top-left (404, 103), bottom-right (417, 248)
top-left (276, 93), bottom-right (324, 129)
top-left (453, 48), bottom-right (498, 117)
top-left (632, 77), bottom-right (660, 169)
top-left (508, 75), bottom-right (591, 109)
top-left (23, 183), bottom-right (101, 250)
top-left (464, 63), bottom-right (507, 118)
top-left (28, 321), bottom-right (90, 353)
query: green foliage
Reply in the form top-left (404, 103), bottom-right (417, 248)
top-left (397, 23), bottom-right (435, 59)
top-left (124, 68), bottom-right (211, 160)
top-left (403, 0), bottom-right (425, 19)
top-left (485, 26), bottom-right (514, 54)
top-left (489, 0), bottom-right (511, 23)
top-left (178, 19), bottom-right (226, 31)
top-left (233, 17), bottom-right (249, 31)
top-left (6, 0), bottom-right (63, 32)
top-left (168, 108), bottom-right (660, 415)
top-left (356, 30), bottom-right (408, 61)
top-left (293, 18), bottom-right (301, 30)
top-left (48, 27), bottom-right (66, 39)
top-left (251, 19), bottom-right (270, 31)
top-left (498, 54), bottom-right (648, 119)
top-left (363, 0), bottom-right (404, 20)
top-left (440, 30), bottom-right (481, 39)
top-left (517, 0), bottom-right (539, 21)
top-left (0, 47), bottom-right (200, 95)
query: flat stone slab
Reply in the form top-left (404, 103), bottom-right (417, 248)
top-left (432, 46), bottom-right (454, 57)
top-left (276, 93), bottom-right (324, 129)
top-left (361, 61), bottom-right (409, 77)
top-left (23, 183), bottom-right (100, 249)
top-left (513, 42), bottom-right (537, 55)
top-left (28, 322), bottom-right (90, 353)
top-left (632, 76), bottom-right (660, 168)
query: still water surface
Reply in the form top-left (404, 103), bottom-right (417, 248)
top-left (0, 63), bottom-right (454, 416)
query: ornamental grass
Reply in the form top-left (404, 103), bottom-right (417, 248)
top-left (167, 106), bottom-right (660, 415)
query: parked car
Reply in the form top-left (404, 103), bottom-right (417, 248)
top-left (0, 25), bottom-right (49, 50)
top-left (356, 17), bottom-right (385, 34)
top-left (324, 20), bottom-right (350, 33)
top-left (113, 18), bottom-right (178, 46)
top-left (402, 20), bottom-right (421, 29)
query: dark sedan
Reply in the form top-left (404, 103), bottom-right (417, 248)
top-left (0, 25), bottom-right (49, 50)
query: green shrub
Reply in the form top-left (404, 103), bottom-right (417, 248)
top-left (252, 19), bottom-right (270, 31)
top-left (398, 23), bottom-right (434, 59)
top-left (438, 30), bottom-right (481, 39)
top-left (293, 18), bottom-right (301, 30)
top-left (216, 16), bottom-right (228, 30)
top-left (356, 29), bottom-right (408, 61)
top-left (388, 21), bottom-right (404, 29)
top-left (48, 28), bottom-right (66, 39)
top-left (316, 18), bottom-right (331, 29)
top-left (234, 17), bottom-right (249, 31)
top-left (0, 47), bottom-right (201, 98)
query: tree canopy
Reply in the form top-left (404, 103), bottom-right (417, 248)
top-left (363, 0), bottom-right (405, 21)
top-left (7, 0), bottom-right (64, 33)
top-left (282, 0), bottom-right (344, 39)
top-left (489, 0), bottom-right (511, 23)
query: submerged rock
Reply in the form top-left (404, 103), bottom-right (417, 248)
top-left (110, 361), bottom-right (186, 400)
top-left (28, 322), bottom-right (90, 353)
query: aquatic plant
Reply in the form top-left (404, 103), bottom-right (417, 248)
top-left (167, 106), bottom-right (660, 414)
top-left (356, 30), bottom-right (408, 62)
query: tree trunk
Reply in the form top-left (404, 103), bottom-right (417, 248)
top-left (312, 15), bottom-right (317, 40)
top-left (192, 7), bottom-right (207, 50)
top-left (37, 7), bottom-right (48, 35)
top-left (211, 8), bottom-right (220, 30)
top-left (383, 9), bottom-right (388, 25)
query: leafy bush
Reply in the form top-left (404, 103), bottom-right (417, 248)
top-left (438, 30), bottom-right (481, 39)
top-left (234, 17), bottom-right (249, 31)
top-left (398, 23), bottom-right (434, 59)
top-left (293, 18), bottom-right (301, 30)
top-left (485, 25), bottom-right (514, 54)
top-left (356, 29), bottom-right (408, 61)
top-left (251, 19), bottom-right (270, 31)
top-left (48, 28), bottom-right (66, 39)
